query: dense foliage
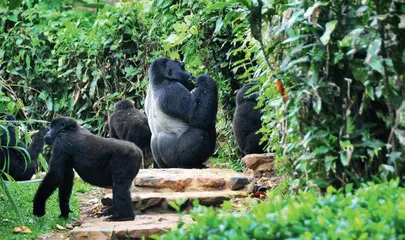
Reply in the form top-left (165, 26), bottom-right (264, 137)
top-left (1, 0), bottom-right (405, 187)
top-left (158, 180), bottom-right (405, 239)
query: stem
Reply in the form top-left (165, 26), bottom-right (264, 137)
top-left (0, 177), bottom-right (24, 225)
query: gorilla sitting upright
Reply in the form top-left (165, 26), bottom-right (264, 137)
top-left (0, 115), bottom-right (48, 181)
top-left (232, 82), bottom-right (265, 156)
top-left (145, 57), bottom-right (218, 168)
top-left (109, 99), bottom-right (154, 168)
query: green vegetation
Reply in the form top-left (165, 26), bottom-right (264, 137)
top-left (0, 180), bottom-right (92, 239)
top-left (158, 180), bottom-right (405, 239)
top-left (1, 0), bottom-right (405, 238)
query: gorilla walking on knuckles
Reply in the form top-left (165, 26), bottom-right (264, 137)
top-left (145, 57), bottom-right (218, 168)
top-left (232, 82), bottom-right (265, 156)
top-left (109, 100), bottom-right (154, 168)
top-left (33, 117), bottom-right (142, 221)
top-left (1, 115), bottom-right (48, 181)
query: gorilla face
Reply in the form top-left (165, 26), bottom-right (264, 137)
top-left (44, 117), bottom-right (77, 145)
top-left (166, 60), bottom-right (195, 90)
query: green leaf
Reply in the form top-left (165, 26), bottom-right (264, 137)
top-left (89, 78), bottom-right (98, 98)
top-left (205, 1), bottom-right (236, 13)
top-left (320, 20), bottom-right (337, 45)
top-left (340, 140), bottom-right (353, 166)
top-left (76, 61), bottom-right (83, 80)
top-left (368, 57), bottom-right (385, 76)
top-left (304, 1), bottom-right (329, 18)
top-left (314, 146), bottom-right (330, 155)
top-left (346, 116), bottom-right (354, 134)
top-left (389, 151), bottom-right (402, 163)
top-left (394, 129), bottom-right (405, 146)
top-left (25, 55), bottom-right (30, 69)
top-left (214, 18), bottom-right (223, 35)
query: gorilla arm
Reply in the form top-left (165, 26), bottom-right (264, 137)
top-left (33, 143), bottom-right (73, 218)
top-left (156, 81), bottom-right (196, 123)
top-left (187, 75), bottom-right (218, 130)
top-left (157, 74), bottom-right (218, 130)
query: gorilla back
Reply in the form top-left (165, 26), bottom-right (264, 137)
top-left (109, 99), bottom-right (153, 168)
top-left (33, 117), bottom-right (142, 221)
top-left (145, 58), bottom-right (218, 168)
top-left (232, 83), bottom-right (265, 156)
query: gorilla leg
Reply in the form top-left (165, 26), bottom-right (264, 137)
top-left (157, 129), bottom-right (212, 168)
top-left (106, 154), bottom-right (138, 221)
top-left (106, 179), bottom-right (134, 221)
top-left (59, 167), bottom-right (74, 218)
top-left (242, 132), bottom-right (264, 155)
top-left (33, 171), bottom-right (63, 217)
top-left (177, 128), bottom-right (212, 168)
top-left (151, 137), bottom-right (169, 168)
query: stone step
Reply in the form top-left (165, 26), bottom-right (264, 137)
top-left (134, 168), bottom-right (253, 192)
top-left (101, 190), bottom-right (249, 214)
top-left (69, 214), bottom-right (192, 240)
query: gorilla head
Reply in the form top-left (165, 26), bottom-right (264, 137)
top-left (232, 82), bottom-right (265, 156)
top-left (149, 57), bottom-right (195, 91)
top-left (145, 57), bottom-right (218, 168)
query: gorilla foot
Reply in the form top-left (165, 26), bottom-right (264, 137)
top-left (99, 206), bottom-right (116, 216)
top-left (105, 214), bottom-right (135, 222)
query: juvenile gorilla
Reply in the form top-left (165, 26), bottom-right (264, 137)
top-left (0, 115), bottom-right (48, 181)
top-left (33, 117), bottom-right (142, 221)
top-left (109, 100), bottom-right (153, 168)
top-left (145, 58), bottom-right (218, 168)
top-left (232, 83), bottom-right (265, 156)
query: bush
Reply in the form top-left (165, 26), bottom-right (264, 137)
top-left (158, 180), bottom-right (405, 239)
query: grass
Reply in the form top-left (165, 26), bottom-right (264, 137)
top-left (0, 179), bottom-right (94, 239)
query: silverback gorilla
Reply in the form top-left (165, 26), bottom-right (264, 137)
top-left (109, 99), bottom-right (154, 168)
top-left (232, 83), bottom-right (265, 156)
top-left (145, 58), bottom-right (218, 168)
top-left (0, 115), bottom-right (48, 181)
top-left (33, 117), bottom-right (142, 221)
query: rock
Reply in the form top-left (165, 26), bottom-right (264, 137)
top-left (229, 177), bottom-right (251, 190)
top-left (69, 214), bottom-right (193, 240)
top-left (242, 153), bottom-right (274, 172)
top-left (101, 191), bottom-right (249, 213)
top-left (36, 233), bottom-right (66, 240)
top-left (134, 168), bottom-right (252, 192)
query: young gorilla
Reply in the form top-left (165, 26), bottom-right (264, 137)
top-left (0, 115), bottom-right (48, 181)
top-left (232, 82), bottom-right (265, 156)
top-left (33, 117), bottom-right (142, 221)
top-left (109, 100), bottom-right (154, 168)
top-left (145, 57), bottom-right (218, 168)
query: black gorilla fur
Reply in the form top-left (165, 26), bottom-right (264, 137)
top-left (145, 57), bottom-right (218, 168)
top-left (109, 99), bottom-right (154, 168)
top-left (0, 115), bottom-right (48, 181)
top-left (33, 117), bottom-right (142, 221)
top-left (232, 83), bottom-right (265, 156)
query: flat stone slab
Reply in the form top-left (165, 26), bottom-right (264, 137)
top-left (243, 153), bottom-right (274, 172)
top-left (70, 214), bottom-right (192, 240)
top-left (102, 190), bottom-right (249, 213)
top-left (134, 168), bottom-right (253, 192)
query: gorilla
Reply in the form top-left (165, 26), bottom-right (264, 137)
top-left (33, 117), bottom-right (142, 221)
top-left (232, 82), bottom-right (265, 156)
top-left (145, 57), bottom-right (218, 168)
top-left (0, 115), bottom-right (48, 181)
top-left (109, 100), bottom-right (154, 168)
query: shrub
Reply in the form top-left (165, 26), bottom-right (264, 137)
top-left (158, 180), bottom-right (405, 239)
